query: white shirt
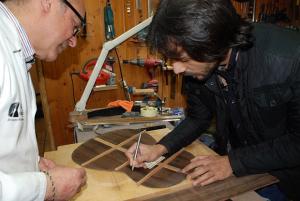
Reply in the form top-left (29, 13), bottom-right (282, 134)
top-left (0, 2), bottom-right (46, 201)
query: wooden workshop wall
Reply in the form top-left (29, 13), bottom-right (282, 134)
top-left (34, 0), bottom-right (300, 147)
top-left (37, 0), bottom-right (184, 147)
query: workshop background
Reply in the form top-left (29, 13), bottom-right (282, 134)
top-left (31, 0), bottom-right (300, 153)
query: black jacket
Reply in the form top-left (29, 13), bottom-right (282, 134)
top-left (159, 23), bottom-right (300, 200)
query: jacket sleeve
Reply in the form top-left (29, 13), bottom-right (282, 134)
top-left (228, 60), bottom-right (300, 176)
top-left (158, 82), bottom-right (213, 155)
top-left (0, 171), bottom-right (47, 201)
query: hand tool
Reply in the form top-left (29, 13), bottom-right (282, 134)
top-left (132, 130), bottom-right (146, 171)
top-left (128, 87), bottom-right (156, 96)
top-left (104, 0), bottom-right (115, 40)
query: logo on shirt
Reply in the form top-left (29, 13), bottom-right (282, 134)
top-left (8, 102), bottom-right (24, 121)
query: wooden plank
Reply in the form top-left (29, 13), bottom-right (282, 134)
top-left (127, 174), bottom-right (278, 201)
top-left (80, 115), bottom-right (182, 126)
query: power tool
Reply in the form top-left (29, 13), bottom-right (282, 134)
top-left (123, 58), bottom-right (164, 68)
top-left (123, 58), bottom-right (164, 79)
top-left (79, 58), bottom-right (115, 85)
top-left (104, 0), bottom-right (115, 40)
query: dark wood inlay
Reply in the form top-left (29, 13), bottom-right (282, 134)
top-left (72, 129), bottom-right (194, 188)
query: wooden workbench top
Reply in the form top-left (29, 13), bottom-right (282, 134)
top-left (44, 128), bottom-right (277, 201)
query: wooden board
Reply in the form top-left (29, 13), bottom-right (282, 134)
top-left (45, 128), bottom-right (277, 201)
top-left (128, 174), bottom-right (278, 201)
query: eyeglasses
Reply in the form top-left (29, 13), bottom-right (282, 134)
top-left (63, 0), bottom-right (86, 36)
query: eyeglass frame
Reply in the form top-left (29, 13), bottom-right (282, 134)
top-left (62, 0), bottom-right (86, 36)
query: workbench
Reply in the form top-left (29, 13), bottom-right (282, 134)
top-left (45, 128), bottom-right (277, 201)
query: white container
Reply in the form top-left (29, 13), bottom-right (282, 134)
top-left (140, 106), bottom-right (158, 117)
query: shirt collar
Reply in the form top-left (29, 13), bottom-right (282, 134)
top-left (0, 2), bottom-right (35, 65)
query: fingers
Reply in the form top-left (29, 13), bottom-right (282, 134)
top-left (184, 155), bottom-right (233, 187)
top-left (127, 142), bottom-right (137, 154)
top-left (183, 160), bottom-right (204, 174)
top-left (126, 143), bottom-right (149, 168)
top-left (192, 171), bottom-right (215, 186)
top-left (199, 175), bottom-right (216, 186)
top-left (187, 166), bottom-right (209, 180)
top-left (125, 144), bottom-right (166, 169)
top-left (125, 142), bottom-right (137, 165)
top-left (131, 150), bottom-right (146, 168)
top-left (182, 155), bottom-right (211, 174)
top-left (39, 158), bottom-right (56, 171)
top-left (78, 168), bottom-right (87, 186)
top-left (72, 168), bottom-right (87, 194)
top-left (191, 155), bottom-right (209, 162)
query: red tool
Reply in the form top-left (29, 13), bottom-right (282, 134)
top-left (123, 58), bottom-right (164, 79)
top-left (123, 58), bottom-right (163, 68)
top-left (80, 58), bottom-right (112, 85)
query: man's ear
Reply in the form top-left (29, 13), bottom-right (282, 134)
top-left (40, 0), bottom-right (52, 13)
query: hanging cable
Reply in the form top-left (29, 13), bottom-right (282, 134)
top-left (114, 48), bottom-right (131, 101)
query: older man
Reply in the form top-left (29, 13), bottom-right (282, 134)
top-left (0, 0), bottom-right (87, 200)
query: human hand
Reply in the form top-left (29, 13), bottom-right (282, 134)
top-left (45, 166), bottom-right (87, 201)
top-left (39, 157), bottom-right (56, 171)
top-left (182, 155), bottom-right (233, 186)
top-left (125, 143), bottom-right (167, 168)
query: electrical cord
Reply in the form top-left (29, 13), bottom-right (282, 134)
top-left (69, 72), bottom-right (80, 107)
top-left (114, 48), bottom-right (130, 100)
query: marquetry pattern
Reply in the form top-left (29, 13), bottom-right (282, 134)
top-left (72, 129), bottom-right (194, 188)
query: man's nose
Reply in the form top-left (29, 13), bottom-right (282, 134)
top-left (68, 36), bottom-right (77, 47)
top-left (172, 62), bottom-right (186, 74)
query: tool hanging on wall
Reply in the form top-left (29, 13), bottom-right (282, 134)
top-left (104, 0), bottom-right (115, 40)
top-left (79, 58), bottom-right (115, 85)
top-left (123, 58), bottom-right (164, 79)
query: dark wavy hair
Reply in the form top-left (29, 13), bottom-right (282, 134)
top-left (147, 0), bottom-right (253, 63)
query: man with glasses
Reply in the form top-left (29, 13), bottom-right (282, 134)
top-left (0, 0), bottom-right (87, 200)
